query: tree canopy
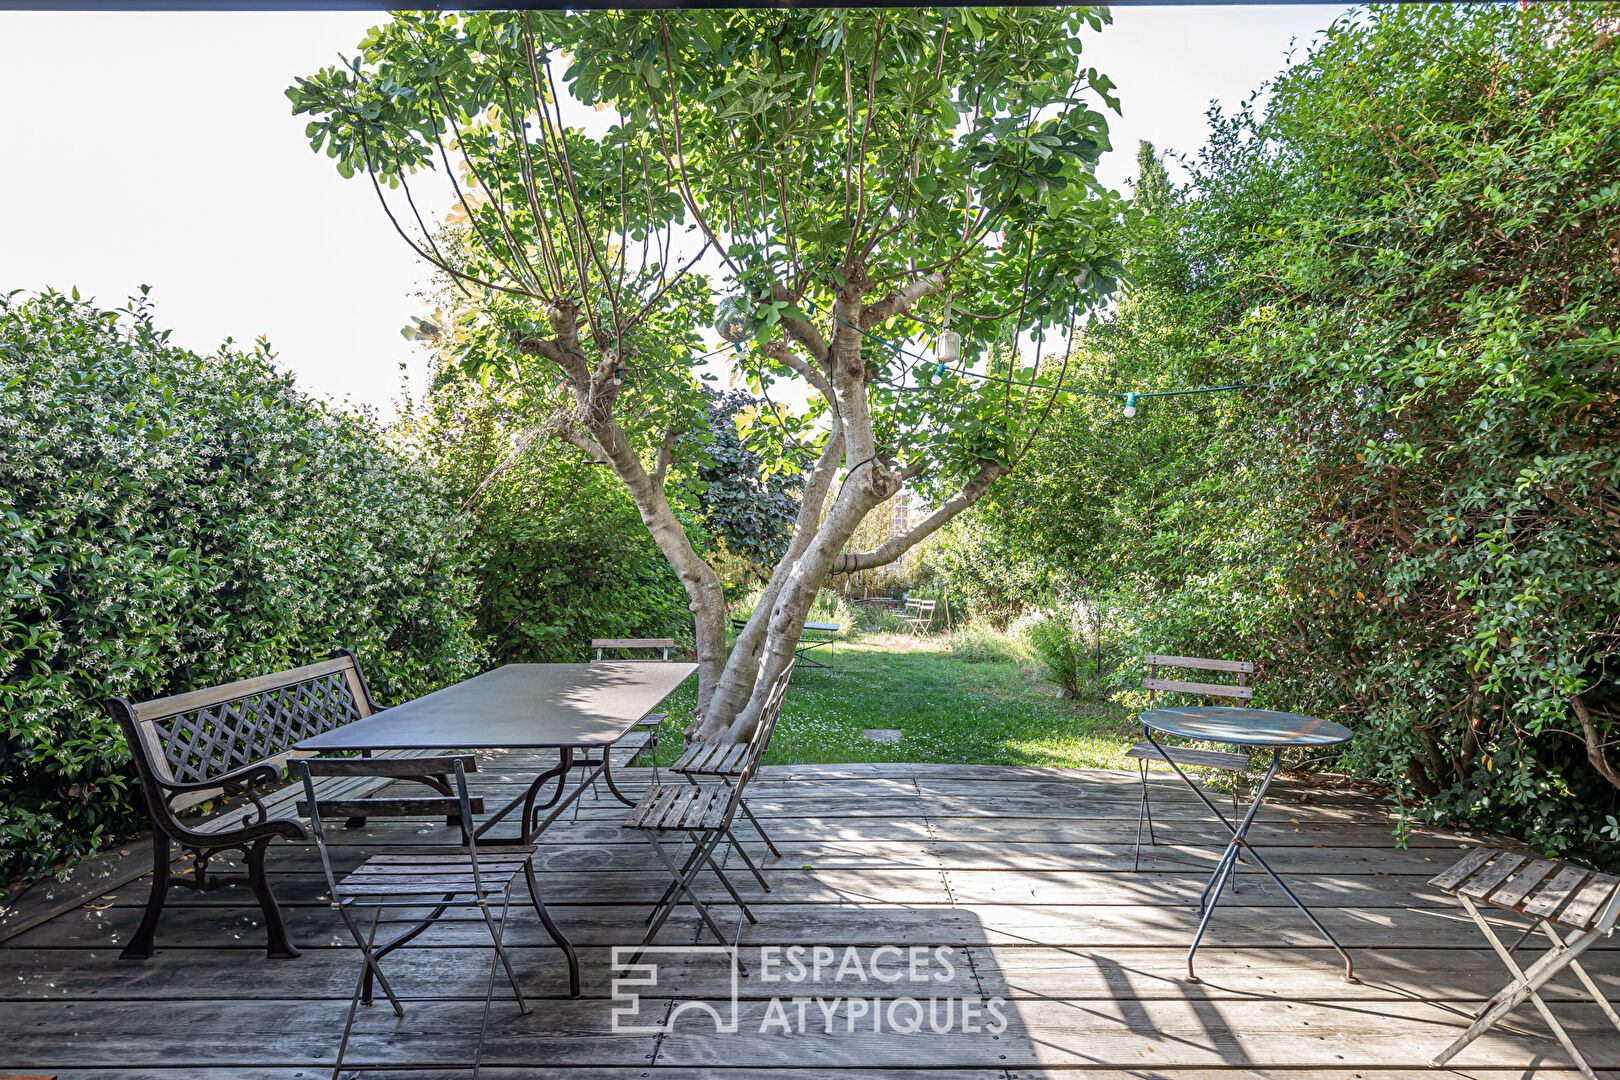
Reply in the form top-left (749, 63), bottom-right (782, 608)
top-left (970, 3), bottom-right (1620, 856)
top-left (290, 8), bottom-right (1126, 735)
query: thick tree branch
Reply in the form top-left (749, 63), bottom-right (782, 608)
top-left (1574, 692), bottom-right (1620, 791)
top-left (770, 283), bottom-right (831, 364)
top-left (765, 338), bottom-right (835, 406)
top-left (832, 460), bottom-right (1007, 573)
top-left (653, 425), bottom-right (683, 487)
top-left (556, 425), bottom-right (611, 466)
top-left (861, 271), bottom-right (947, 328)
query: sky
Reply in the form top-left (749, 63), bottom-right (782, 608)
top-left (0, 5), bottom-right (1350, 419)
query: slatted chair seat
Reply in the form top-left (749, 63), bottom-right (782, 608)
top-left (1427, 846), bottom-right (1620, 1080)
top-left (1125, 742), bottom-right (1249, 773)
top-left (672, 741), bottom-right (752, 776)
top-left (673, 716), bottom-right (782, 860)
top-left (623, 783), bottom-right (733, 833)
top-left (337, 846), bottom-right (539, 898)
top-left (1430, 847), bottom-right (1619, 932)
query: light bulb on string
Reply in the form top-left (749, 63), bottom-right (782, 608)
top-left (1122, 393), bottom-right (1139, 418)
top-left (933, 295), bottom-right (959, 379)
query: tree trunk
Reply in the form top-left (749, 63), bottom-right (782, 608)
top-left (541, 273), bottom-right (1001, 744)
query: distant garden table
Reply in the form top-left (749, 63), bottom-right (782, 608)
top-left (1139, 705), bottom-right (1357, 984)
top-left (294, 661), bottom-right (696, 997)
top-left (795, 622), bottom-right (842, 675)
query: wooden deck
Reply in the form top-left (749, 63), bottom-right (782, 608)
top-left (3, 753), bottom-right (1617, 1078)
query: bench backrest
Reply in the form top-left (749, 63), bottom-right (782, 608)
top-left (1143, 654), bottom-right (1254, 709)
top-left (591, 637), bottom-right (674, 662)
top-left (112, 650), bottom-right (377, 809)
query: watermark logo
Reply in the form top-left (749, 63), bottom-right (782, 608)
top-left (610, 946), bottom-right (741, 1034)
top-left (608, 945), bottom-right (1007, 1036)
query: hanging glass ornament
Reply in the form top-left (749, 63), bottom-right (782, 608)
top-left (713, 296), bottom-right (758, 344)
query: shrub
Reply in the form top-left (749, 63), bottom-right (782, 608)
top-left (401, 364), bottom-right (692, 661)
top-left (965, 4), bottom-right (1620, 858)
top-left (1023, 611), bottom-right (1087, 697)
top-left (932, 516), bottom-right (1042, 628)
top-left (0, 290), bottom-right (482, 887)
top-left (807, 588), bottom-right (858, 639)
top-left (948, 622), bottom-right (1027, 665)
top-left (1021, 595), bottom-right (1124, 700)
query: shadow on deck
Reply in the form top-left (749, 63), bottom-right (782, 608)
top-left (2, 758), bottom-right (1616, 1078)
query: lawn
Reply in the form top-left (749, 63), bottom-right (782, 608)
top-left (651, 632), bottom-right (1137, 769)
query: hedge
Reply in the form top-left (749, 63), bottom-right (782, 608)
top-left (0, 289), bottom-right (482, 887)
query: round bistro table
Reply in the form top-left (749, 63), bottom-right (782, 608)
top-left (1139, 705), bottom-right (1357, 983)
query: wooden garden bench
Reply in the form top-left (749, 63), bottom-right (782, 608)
top-left (106, 649), bottom-right (455, 960)
top-left (1428, 846), bottom-right (1620, 1079)
top-left (898, 598), bottom-right (937, 635)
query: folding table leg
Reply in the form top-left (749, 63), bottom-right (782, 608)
top-left (1429, 896), bottom-right (1602, 1080)
top-left (1152, 741), bottom-right (1355, 984)
top-left (1133, 762), bottom-right (1155, 872)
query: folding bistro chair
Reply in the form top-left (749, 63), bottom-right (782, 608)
top-left (1428, 847), bottom-right (1620, 1080)
top-left (620, 660), bottom-right (794, 976)
top-left (898, 598), bottom-right (937, 636)
top-left (297, 756), bottom-right (539, 1080)
top-left (1127, 655), bottom-right (1252, 871)
top-left (669, 695), bottom-right (787, 865)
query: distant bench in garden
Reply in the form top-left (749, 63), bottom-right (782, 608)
top-left (106, 650), bottom-right (464, 960)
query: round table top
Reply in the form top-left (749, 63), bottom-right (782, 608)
top-left (1140, 706), bottom-right (1352, 748)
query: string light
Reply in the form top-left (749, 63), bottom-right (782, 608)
top-left (786, 293), bottom-right (1247, 408)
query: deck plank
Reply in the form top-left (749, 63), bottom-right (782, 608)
top-left (3, 759), bottom-right (1614, 1076)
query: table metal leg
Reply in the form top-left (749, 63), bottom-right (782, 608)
top-left (600, 749), bottom-right (639, 806)
top-left (1144, 733), bottom-right (1357, 984)
top-left (794, 638), bottom-right (834, 672)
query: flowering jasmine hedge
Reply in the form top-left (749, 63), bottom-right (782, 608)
top-left (0, 290), bottom-right (482, 887)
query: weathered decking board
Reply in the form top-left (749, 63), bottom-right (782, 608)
top-left (2, 756), bottom-right (1613, 1077)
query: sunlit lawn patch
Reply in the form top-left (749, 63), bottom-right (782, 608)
top-left (653, 633), bottom-right (1134, 768)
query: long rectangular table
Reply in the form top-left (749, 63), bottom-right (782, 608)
top-left (294, 661), bottom-right (696, 996)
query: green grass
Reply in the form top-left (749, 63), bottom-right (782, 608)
top-left (652, 632), bottom-right (1136, 768)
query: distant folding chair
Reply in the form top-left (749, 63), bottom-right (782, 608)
top-left (898, 598), bottom-right (937, 636)
top-left (1127, 655), bottom-right (1252, 871)
top-left (1428, 847), bottom-right (1620, 1080)
top-left (298, 756), bottom-right (542, 1080)
top-left (620, 660), bottom-right (794, 976)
